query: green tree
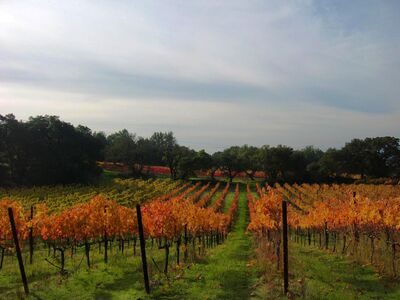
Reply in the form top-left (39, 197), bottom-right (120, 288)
top-left (175, 146), bottom-right (198, 179)
top-left (0, 114), bottom-right (103, 185)
top-left (150, 132), bottom-right (179, 179)
top-left (313, 148), bottom-right (344, 180)
top-left (339, 137), bottom-right (400, 179)
top-left (259, 145), bottom-right (293, 183)
top-left (238, 145), bottom-right (260, 180)
top-left (105, 129), bottom-right (139, 175)
top-left (216, 146), bottom-right (245, 182)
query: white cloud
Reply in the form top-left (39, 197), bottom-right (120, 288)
top-left (1, 84), bottom-right (399, 152)
top-left (0, 0), bottom-right (399, 151)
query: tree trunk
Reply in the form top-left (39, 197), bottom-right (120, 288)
top-left (210, 169), bottom-right (217, 181)
top-left (246, 171), bottom-right (255, 180)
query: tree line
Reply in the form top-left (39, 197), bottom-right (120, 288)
top-left (1, 114), bottom-right (399, 186)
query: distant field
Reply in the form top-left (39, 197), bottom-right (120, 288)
top-left (99, 161), bottom-right (267, 179)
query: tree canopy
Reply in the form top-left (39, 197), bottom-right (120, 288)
top-left (0, 114), bottom-right (103, 186)
top-left (1, 114), bottom-right (399, 186)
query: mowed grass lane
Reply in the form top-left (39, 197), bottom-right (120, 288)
top-left (151, 187), bottom-right (258, 300)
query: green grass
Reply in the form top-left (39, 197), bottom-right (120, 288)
top-left (98, 170), bottom-right (125, 184)
top-left (294, 244), bottom-right (400, 299)
top-left (252, 241), bottom-right (400, 299)
top-left (149, 189), bottom-right (258, 300)
top-left (0, 244), bottom-right (151, 299)
top-left (222, 189), bottom-right (235, 213)
top-left (209, 190), bottom-right (222, 206)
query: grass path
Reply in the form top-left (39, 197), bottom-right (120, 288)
top-left (292, 244), bottom-right (400, 299)
top-left (252, 237), bottom-right (400, 300)
top-left (151, 189), bottom-right (258, 300)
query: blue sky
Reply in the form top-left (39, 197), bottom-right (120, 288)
top-left (1, 0), bottom-right (399, 152)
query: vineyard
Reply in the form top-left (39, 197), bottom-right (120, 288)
top-left (248, 183), bottom-right (400, 278)
top-left (0, 179), bottom-right (184, 212)
top-left (2, 0), bottom-right (399, 298)
top-left (0, 179), bottom-right (241, 298)
top-left (0, 180), bottom-right (400, 299)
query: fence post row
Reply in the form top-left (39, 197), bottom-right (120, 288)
top-left (8, 207), bottom-right (29, 295)
top-left (29, 205), bottom-right (34, 264)
top-left (282, 200), bottom-right (289, 294)
top-left (136, 204), bottom-right (150, 294)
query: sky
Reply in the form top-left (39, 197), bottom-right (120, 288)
top-left (1, 0), bottom-right (399, 152)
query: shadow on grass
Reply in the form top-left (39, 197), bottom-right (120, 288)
top-left (297, 246), bottom-right (400, 298)
top-left (93, 265), bottom-right (146, 299)
top-left (216, 269), bottom-right (252, 300)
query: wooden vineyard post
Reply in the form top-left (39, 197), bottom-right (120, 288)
top-left (29, 205), bottom-right (34, 264)
top-left (282, 200), bottom-right (289, 295)
top-left (8, 207), bottom-right (29, 295)
top-left (184, 224), bottom-right (188, 262)
top-left (136, 204), bottom-right (150, 294)
top-left (324, 221), bottom-right (329, 250)
top-left (104, 205), bottom-right (108, 263)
